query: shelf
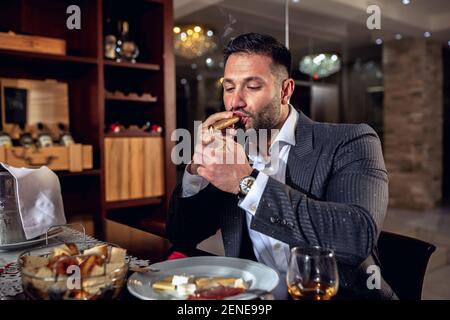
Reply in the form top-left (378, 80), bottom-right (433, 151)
top-left (0, 49), bottom-right (98, 65)
top-left (103, 60), bottom-right (160, 71)
top-left (106, 197), bottom-right (163, 210)
top-left (105, 91), bottom-right (158, 103)
top-left (56, 169), bottom-right (101, 178)
top-left (104, 132), bottom-right (162, 138)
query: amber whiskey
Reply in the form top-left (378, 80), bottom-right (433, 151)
top-left (288, 280), bottom-right (337, 300)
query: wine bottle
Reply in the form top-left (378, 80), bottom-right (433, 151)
top-left (104, 16), bottom-right (117, 60)
top-left (36, 122), bottom-right (53, 147)
top-left (19, 134), bottom-right (34, 147)
top-left (0, 131), bottom-right (13, 148)
top-left (57, 123), bottom-right (74, 146)
top-left (19, 131), bottom-right (34, 148)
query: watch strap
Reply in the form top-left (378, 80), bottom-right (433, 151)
top-left (250, 169), bottom-right (259, 179)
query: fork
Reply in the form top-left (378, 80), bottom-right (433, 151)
top-left (129, 266), bottom-right (160, 273)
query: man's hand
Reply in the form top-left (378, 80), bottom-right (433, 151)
top-left (188, 111), bottom-right (252, 194)
top-left (188, 111), bottom-right (235, 175)
top-left (196, 135), bottom-right (253, 194)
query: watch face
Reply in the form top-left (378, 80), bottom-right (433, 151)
top-left (240, 176), bottom-right (256, 195)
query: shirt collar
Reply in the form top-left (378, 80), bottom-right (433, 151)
top-left (271, 104), bottom-right (298, 148)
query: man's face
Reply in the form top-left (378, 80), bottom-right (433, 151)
top-left (222, 53), bottom-right (284, 130)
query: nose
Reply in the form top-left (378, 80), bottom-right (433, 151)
top-left (229, 89), bottom-right (246, 111)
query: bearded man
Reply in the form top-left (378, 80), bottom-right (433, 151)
top-left (167, 33), bottom-right (396, 300)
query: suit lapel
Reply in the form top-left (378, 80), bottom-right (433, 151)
top-left (286, 112), bottom-right (321, 194)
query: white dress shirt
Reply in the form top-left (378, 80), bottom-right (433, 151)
top-left (182, 105), bottom-right (299, 299)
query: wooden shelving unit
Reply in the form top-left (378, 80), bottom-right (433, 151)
top-left (103, 60), bottom-right (160, 71)
top-left (105, 91), bottom-right (158, 103)
top-left (0, 0), bottom-right (176, 239)
top-left (106, 197), bottom-right (163, 210)
top-left (0, 49), bottom-right (99, 65)
top-left (104, 132), bottom-right (162, 138)
top-left (56, 169), bottom-right (102, 178)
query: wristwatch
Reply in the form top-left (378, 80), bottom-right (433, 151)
top-left (238, 169), bottom-right (259, 199)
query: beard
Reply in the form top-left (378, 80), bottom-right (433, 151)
top-left (250, 92), bottom-right (282, 130)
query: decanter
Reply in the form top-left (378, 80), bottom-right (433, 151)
top-left (115, 20), bottom-right (139, 63)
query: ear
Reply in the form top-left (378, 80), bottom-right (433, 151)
top-left (281, 79), bottom-right (295, 105)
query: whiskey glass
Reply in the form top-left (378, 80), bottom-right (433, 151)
top-left (287, 246), bottom-right (339, 300)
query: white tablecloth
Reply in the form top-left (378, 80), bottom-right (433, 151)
top-left (0, 227), bottom-right (149, 299)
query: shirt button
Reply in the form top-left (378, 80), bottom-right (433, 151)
top-left (270, 216), bottom-right (279, 224)
top-left (273, 243), bottom-right (281, 250)
top-left (250, 204), bottom-right (257, 212)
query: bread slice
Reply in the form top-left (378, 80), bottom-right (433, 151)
top-left (152, 276), bottom-right (176, 291)
top-left (109, 247), bottom-right (126, 263)
top-left (79, 255), bottom-right (104, 278)
top-left (22, 255), bottom-right (49, 269)
top-left (51, 244), bottom-right (73, 258)
top-left (83, 244), bottom-right (108, 259)
top-left (65, 243), bottom-right (80, 255)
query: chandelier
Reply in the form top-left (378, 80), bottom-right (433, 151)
top-left (173, 25), bottom-right (217, 59)
top-left (299, 54), bottom-right (341, 79)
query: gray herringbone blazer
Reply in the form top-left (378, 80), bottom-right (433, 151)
top-left (167, 111), bottom-right (397, 300)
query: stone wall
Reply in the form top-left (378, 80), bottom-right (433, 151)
top-left (383, 39), bottom-right (443, 210)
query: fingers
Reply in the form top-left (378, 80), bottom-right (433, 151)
top-left (194, 134), bottom-right (248, 168)
top-left (197, 166), bottom-right (204, 177)
top-left (187, 162), bottom-right (201, 175)
top-left (212, 138), bottom-right (248, 165)
top-left (192, 112), bottom-right (234, 168)
top-left (193, 150), bottom-right (214, 166)
top-left (201, 132), bottom-right (215, 146)
top-left (196, 166), bottom-right (210, 180)
top-left (226, 128), bottom-right (237, 137)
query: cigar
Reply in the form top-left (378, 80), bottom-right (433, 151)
top-left (209, 116), bottom-right (240, 131)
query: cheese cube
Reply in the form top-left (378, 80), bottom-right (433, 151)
top-left (234, 278), bottom-right (249, 289)
top-left (176, 283), bottom-right (197, 296)
top-left (171, 274), bottom-right (193, 286)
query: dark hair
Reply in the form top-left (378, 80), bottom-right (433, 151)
top-left (223, 33), bottom-right (292, 77)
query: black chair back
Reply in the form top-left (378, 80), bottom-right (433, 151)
top-left (377, 231), bottom-right (436, 300)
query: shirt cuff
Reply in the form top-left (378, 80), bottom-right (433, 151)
top-left (238, 172), bottom-right (269, 215)
top-left (181, 164), bottom-right (209, 198)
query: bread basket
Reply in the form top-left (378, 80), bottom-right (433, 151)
top-left (17, 224), bottom-right (129, 300)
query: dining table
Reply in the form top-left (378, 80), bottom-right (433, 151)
top-left (0, 226), bottom-right (279, 301)
top-left (0, 226), bottom-right (150, 300)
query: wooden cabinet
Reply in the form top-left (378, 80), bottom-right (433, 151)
top-left (0, 144), bottom-right (92, 172)
top-left (105, 137), bottom-right (164, 201)
top-left (0, 0), bottom-right (176, 238)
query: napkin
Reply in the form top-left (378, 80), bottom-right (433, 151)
top-left (167, 251), bottom-right (188, 260)
top-left (0, 163), bottom-right (66, 240)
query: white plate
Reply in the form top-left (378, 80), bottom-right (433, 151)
top-left (0, 229), bottom-right (63, 251)
top-left (127, 256), bottom-right (279, 300)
